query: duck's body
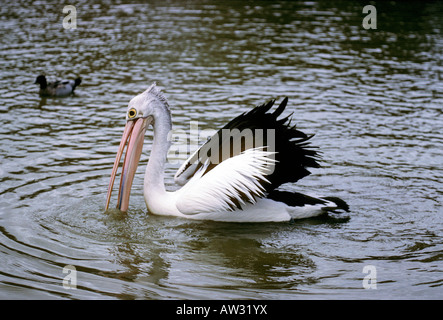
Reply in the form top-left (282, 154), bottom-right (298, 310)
top-left (105, 84), bottom-right (349, 222)
top-left (35, 75), bottom-right (81, 97)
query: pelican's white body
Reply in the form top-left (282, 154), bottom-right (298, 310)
top-left (145, 192), bottom-right (327, 222)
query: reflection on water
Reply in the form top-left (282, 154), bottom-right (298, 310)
top-left (0, 0), bottom-right (442, 299)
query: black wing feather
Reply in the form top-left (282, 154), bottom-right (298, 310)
top-left (175, 98), bottom-right (321, 194)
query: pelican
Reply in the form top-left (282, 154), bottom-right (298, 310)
top-left (35, 75), bottom-right (82, 97)
top-left (105, 84), bottom-right (349, 222)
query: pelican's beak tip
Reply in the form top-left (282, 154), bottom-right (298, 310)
top-left (103, 207), bottom-right (128, 220)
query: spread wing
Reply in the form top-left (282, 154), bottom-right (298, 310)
top-left (175, 148), bottom-right (276, 215)
top-left (174, 98), bottom-right (321, 213)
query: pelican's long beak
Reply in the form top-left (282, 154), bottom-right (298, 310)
top-left (105, 117), bottom-right (150, 212)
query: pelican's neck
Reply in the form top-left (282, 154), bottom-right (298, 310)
top-left (144, 107), bottom-right (172, 196)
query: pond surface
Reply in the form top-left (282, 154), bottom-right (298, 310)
top-left (0, 0), bottom-right (442, 299)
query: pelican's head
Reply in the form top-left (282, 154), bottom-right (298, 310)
top-left (126, 83), bottom-right (170, 121)
top-left (105, 83), bottom-right (169, 212)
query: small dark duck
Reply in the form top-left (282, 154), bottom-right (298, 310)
top-left (35, 75), bottom-right (82, 97)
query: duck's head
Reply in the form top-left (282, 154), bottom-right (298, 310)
top-left (34, 75), bottom-right (47, 88)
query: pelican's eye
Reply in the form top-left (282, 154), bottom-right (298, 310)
top-left (128, 108), bottom-right (137, 118)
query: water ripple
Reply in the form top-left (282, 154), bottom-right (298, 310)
top-left (0, 0), bottom-right (442, 299)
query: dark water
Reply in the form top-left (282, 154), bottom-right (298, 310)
top-left (0, 0), bottom-right (442, 299)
